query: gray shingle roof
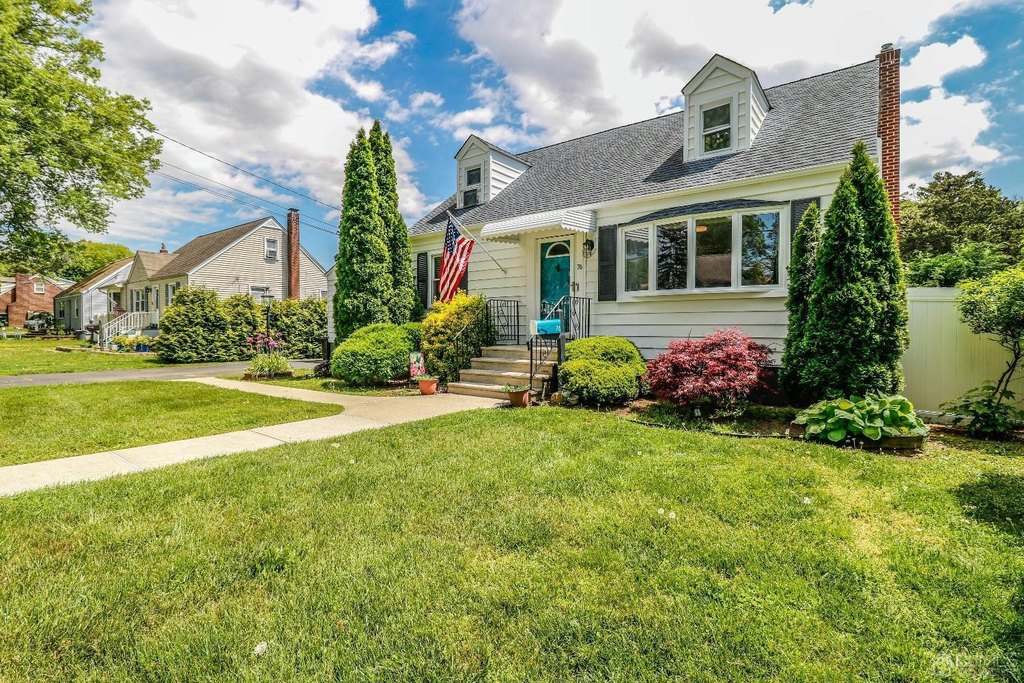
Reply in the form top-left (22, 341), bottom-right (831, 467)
top-left (411, 60), bottom-right (878, 236)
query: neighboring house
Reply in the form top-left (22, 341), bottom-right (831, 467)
top-left (399, 47), bottom-right (902, 361)
top-left (53, 257), bottom-right (133, 335)
top-left (0, 274), bottom-right (71, 328)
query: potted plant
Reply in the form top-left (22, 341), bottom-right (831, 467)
top-left (413, 374), bottom-right (438, 395)
top-left (503, 384), bottom-right (531, 408)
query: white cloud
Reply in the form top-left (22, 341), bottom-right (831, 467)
top-left (89, 0), bottom-right (428, 245)
top-left (410, 91), bottom-right (444, 109)
top-left (341, 73), bottom-right (388, 102)
top-left (454, 0), bottom-right (1002, 185)
top-left (902, 88), bottom-right (1001, 184)
top-left (903, 36), bottom-right (986, 90)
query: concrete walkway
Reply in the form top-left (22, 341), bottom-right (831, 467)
top-left (0, 378), bottom-right (501, 496)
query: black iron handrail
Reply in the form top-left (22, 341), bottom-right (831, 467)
top-left (542, 295), bottom-right (591, 341)
top-left (487, 298), bottom-right (521, 345)
top-left (527, 333), bottom-right (563, 397)
top-left (449, 302), bottom-right (496, 383)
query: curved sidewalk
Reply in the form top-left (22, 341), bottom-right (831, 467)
top-left (0, 378), bottom-right (501, 497)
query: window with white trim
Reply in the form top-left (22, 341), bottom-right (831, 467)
top-left (462, 189), bottom-right (478, 207)
top-left (249, 285), bottom-right (271, 299)
top-left (701, 102), bottom-right (732, 154)
top-left (33, 282), bottom-right (45, 294)
top-left (620, 209), bottom-right (784, 295)
top-left (466, 166), bottom-right (481, 186)
top-left (264, 237), bottom-right (279, 260)
top-left (431, 254), bottom-right (442, 302)
top-left (57, 301), bottom-right (65, 318)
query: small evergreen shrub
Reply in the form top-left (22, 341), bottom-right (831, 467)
top-left (402, 322), bottom-right (423, 351)
top-left (422, 292), bottom-right (491, 383)
top-left (564, 336), bottom-right (647, 379)
top-left (779, 202), bottom-right (821, 404)
top-left (156, 286), bottom-right (230, 363)
top-left (331, 323), bottom-right (411, 386)
top-left (559, 359), bottom-right (640, 407)
top-left (645, 329), bottom-right (771, 414)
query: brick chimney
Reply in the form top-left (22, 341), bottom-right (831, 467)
top-left (159, 243), bottom-right (168, 254)
top-left (877, 43), bottom-right (901, 225)
top-left (287, 208), bottom-right (300, 299)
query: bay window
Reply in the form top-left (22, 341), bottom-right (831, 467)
top-left (620, 208), bottom-right (784, 295)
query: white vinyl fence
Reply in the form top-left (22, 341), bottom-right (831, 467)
top-left (903, 287), bottom-right (1019, 411)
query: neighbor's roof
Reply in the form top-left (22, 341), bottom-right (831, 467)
top-left (56, 257), bottom-right (134, 297)
top-left (150, 217), bottom-right (272, 279)
top-left (411, 60), bottom-right (878, 236)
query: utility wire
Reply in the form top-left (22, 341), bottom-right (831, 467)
top-left (153, 130), bottom-right (342, 212)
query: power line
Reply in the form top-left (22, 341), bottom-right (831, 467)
top-left (153, 130), bottom-right (342, 212)
top-left (158, 161), bottom-right (341, 233)
top-left (154, 172), bottom-right (339, 237)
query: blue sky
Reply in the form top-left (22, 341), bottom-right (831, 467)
top-left (84, 0), bottom-right (1024, 269)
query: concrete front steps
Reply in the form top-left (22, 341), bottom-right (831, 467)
top-left (447, 345), bottom-right (557, 399)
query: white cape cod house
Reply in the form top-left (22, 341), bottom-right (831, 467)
top-left (404, 48), bottom-right (901, 389)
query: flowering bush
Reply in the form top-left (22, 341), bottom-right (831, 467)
top-left (247, 332), bottom-right (282, 355)
top-left (645, 329), bottom-right (772, 414)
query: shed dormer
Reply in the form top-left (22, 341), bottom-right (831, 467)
top-left (454, 135), bottom-right (530, 209)
top-left (681, 54), bottom-right (770, 162)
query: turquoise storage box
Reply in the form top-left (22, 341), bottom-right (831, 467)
top-left (530, 319), bottom-right (561, 337)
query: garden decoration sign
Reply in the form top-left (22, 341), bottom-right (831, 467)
top-left (410, 351), bottom-right (425, 378)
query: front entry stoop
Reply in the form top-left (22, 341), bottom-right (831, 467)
top-left (447, 345), bottom-right (557, 400)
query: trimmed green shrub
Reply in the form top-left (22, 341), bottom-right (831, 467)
top-left (559, 359), bottom-right (640, 407)
top-left (272, 297), bottom-right (327, 359)
top-left (402, 322), bottom-right (423, 351)
top-left (780, 202), bottom-right (821, 403)
top-left (222, 294), bottom-right (262, 360)
top-left (564, 336), bottom-right (647, 379)
top-left (331, 323), bottom-right (411, 386)
top-left (422, 292), bottom-right (492, 383)
top-left (156, 286), bottom-right (230, 363)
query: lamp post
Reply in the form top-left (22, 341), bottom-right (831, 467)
top-left (261, 291), bottom-right (274, 352)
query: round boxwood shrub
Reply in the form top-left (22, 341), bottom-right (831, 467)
top-left (559, 359), bottom-right (640, 407)
top-left (565, 336), bottom-right (647, 379)
top-left (402, 322), bottom-right (423, 351)
top-left (331, 323), bottom-right (411, 386)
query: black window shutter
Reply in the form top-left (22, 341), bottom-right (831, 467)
top-left (416, 252), bottom-right (428, 307)
top-left (459, 265), bottom-right (468, 293)
top-left (789, 198), bottom-right (819, 255)
top-left (597, 225), bottom-right (617, 302)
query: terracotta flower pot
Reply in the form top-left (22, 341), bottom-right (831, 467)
top-left (417, 378), bottom-right (438, 395)
top-left (507, 389), bottom-right (530, 407)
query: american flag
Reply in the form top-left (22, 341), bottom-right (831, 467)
top-left (437, 216), bottom-right (474, 302)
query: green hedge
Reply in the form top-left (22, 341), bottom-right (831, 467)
top-left (331, 323), bottom-right (411, 386)
top-left (559, 359), bottom-right (640, 407)
top-left (564, 336), bottom-right (647, 379)
top-left (157, 287), bottom-right (328, 363)
top-left (422, 293), bottom-right (492, 383)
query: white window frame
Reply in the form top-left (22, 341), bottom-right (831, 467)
top-left (57, 301), bottom-right (65, 318)
top-left (617, 205), bottom-right (788, 299)
top-left (249, 285), bottom-right (271, 299)
top-left (264, 236), bottom-right (279, 261)
top-left (33, 281), bottom-right (45, 294)
top-left (428, 251), bottom-right (443, 305)
top-left (698, 97), bottom-right (736, 157)
top-left (319, 289), bottom-right (328, 299)
top-left (465, 165), bottom-right (482, 187)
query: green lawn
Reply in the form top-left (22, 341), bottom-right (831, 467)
top-left (223, 370), bottom-right (419, 397)
top-left (1, 408), bottom-right (1022, 681)
top-left (0, 338), bottom-right (166, 375)
top-left (0, 381), bottom-right (342, 466)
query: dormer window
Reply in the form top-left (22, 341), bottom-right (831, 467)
top-left (466, 166), bottom-right (481, 186)
top-left (264, 237), bottom-right (279, 261)
top-left (463, 189), bottom-right (479, 207)
top-left (701, 102), bottom-right (732, 153)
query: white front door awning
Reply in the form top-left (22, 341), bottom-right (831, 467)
top-left (480, 208), bottom-right (596, 241)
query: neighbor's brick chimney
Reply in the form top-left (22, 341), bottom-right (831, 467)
top-left (287, 208), bottom-right (300, 300)
top-left (877, 43), bottom-right (901, 226)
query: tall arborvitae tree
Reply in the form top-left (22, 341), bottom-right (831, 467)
top-left (779, 202), bottom-right (821, 403)
top-left (334, 129), bottom-right (393, 339)
top-left (799, 169), bottom-right (885, 398)
top-left (369, 120), bottom-right (415, 324)
top-left (849, 141), bottom-right (908, 393)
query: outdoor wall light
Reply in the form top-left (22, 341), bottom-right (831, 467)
top-left (582, 239), bottom-right (595, 258)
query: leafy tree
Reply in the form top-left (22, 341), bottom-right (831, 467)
top-left (779, 202), bottom-right (821, 402)
top-left (849, 141), bottom-right (907, 394)
top-left (333, 129), bottom-right (393, 339)
top-left (799, 169), bottom-right (884, 398)
top-left (59, 240), bottom-right (134, 281)
top-left (900, 171), bottom-right (1024, 260)
top-left (957, 265), bottom-right (1024, 403)
top-left (369, 120), bottom-right (415, 325)
top-left (905, 242), bottom-right (1009, 287)
top-left (0, 0), bottom-right (161, 267)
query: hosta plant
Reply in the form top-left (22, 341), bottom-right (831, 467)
top-left (793, 394), bottom-right (928, 443)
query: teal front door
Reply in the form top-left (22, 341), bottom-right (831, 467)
top-left (540, 239), bottom-right (571, 316)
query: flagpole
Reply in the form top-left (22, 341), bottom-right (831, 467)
top-left (446, 210), bottom-right (507, 275)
